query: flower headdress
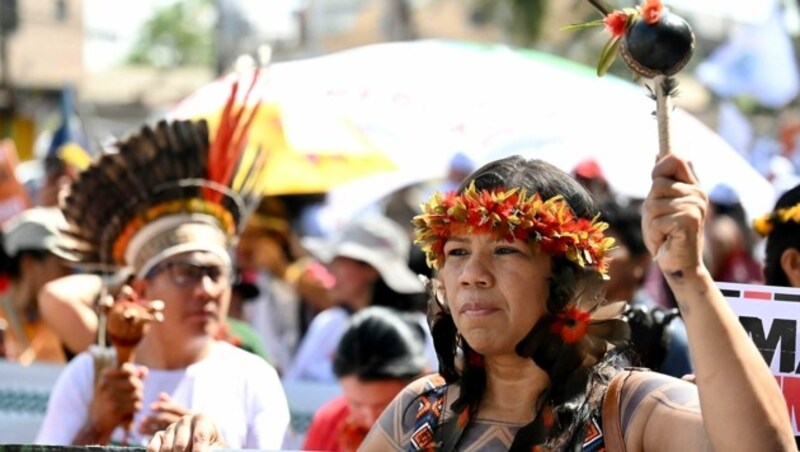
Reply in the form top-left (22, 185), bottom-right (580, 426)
top-left (753, 203), bottom-right (800, 238)
top-left (412, 182), bottom-right (615, 276)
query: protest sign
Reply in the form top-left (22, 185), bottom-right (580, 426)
top-left (722, 281), bottom-right (800, 434)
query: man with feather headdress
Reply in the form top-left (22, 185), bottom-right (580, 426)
top-left (33, 78), bottom-right (291, 448)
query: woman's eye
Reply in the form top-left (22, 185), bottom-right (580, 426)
top-left (495, 246), bottom-right (519, 255)
top-left (446, 248), bottom-right (468, 256)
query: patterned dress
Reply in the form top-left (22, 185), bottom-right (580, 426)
top-left (374, 375), bottom-right (607, 451)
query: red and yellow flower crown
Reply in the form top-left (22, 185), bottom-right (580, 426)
top-left (753, 202), bottom-right (800, 238)
top-left (412, 182), bottom-right (615, 275)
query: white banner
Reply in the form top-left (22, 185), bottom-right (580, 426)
top-left (721, 281), bottom-right (800, 434)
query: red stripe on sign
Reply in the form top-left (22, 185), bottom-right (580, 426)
top-left (743, 291), bottom-right (772, 300)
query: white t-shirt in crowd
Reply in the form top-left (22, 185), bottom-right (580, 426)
top-left (284, 306), bottom-right (439, 382)
top-left (35, 341), bottom-right (290, 449)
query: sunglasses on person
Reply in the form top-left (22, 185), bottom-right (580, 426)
top-left (146, 261), bottom-right (231, 288)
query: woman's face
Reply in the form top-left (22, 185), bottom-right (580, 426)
top-left (235, 226), bottom-right (286, 274)
top-left (439, 233), bottom-right (551, 357)
top-left (603, 230), bottom-right (649, 303)
top-left (339, 375), bottom-right (408, 429)
top-left (328, 256), bottom-right (379, 305)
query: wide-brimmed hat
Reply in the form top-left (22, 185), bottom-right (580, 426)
top-left (303, 215), bottom-right (423, 294)
top-left (2, 207), bottom-right (75, 261)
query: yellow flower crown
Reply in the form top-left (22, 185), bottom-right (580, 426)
top-left (753, 202), bottom-right (800, 237)
top-left (412, 182), bottom-right (615, 275)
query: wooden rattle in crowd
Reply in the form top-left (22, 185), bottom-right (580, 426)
top-left (102, 287), bottom-right (164, 444)
top-left (568, 0), bottom-right (696, 157)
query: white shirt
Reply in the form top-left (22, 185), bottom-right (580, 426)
top-left (35, 341), bottom-right (290, 449)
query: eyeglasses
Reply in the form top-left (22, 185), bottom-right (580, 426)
top-left (147, 261), bottom-right (230, 288)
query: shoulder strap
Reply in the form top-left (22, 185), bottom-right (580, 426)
top-left (602, 370), bottom-right (630, 452)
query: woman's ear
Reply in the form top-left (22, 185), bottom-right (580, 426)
top-left (779, 248), bottom-right (800, 288)
top-left (430, 277), bottom-right (448, 310)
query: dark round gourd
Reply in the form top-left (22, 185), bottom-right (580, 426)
top-left (620, 11), bottom-right (695, 78)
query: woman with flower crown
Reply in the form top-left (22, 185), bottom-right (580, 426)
top-left (353, 154), bottom-right (794, 451)
top-left (148, 153), bottom-right (794, 452)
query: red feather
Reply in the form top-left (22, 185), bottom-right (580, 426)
top-left (206, 69), bottom-right (262, 202)
top-left (218, 99), bottom-right (262, 190)
top-left (208, 79), bottom-right (239, 181)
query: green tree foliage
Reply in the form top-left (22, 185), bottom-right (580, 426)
top-left (126, 0), bottom-right (214, 68)
top-left (472, 0), bottom-right (549, 46)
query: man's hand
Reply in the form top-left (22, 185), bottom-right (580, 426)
top-left (147, 414), bottom-right (226, 452)
top-left (139, 392), bottom-right (192, 436)
top-left (87, 363), bottom-right (148, 439)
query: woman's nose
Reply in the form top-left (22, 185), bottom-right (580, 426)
top-left (458, 254), bottom-right (493, 288)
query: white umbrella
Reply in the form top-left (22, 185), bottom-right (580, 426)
top-left (313, 40), bottom-right (773, 225)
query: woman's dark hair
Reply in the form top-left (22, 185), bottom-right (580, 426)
top-left (333, 306), bottom-right (427, 381)
top-left (764, 184), bottom-right (800, 286)
top-left (712, 199), bottom-right (755, 253)
top-left (428, 155), bottom-right (626, 449)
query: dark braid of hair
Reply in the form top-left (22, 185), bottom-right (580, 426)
top-left (454, 341), bottom-right (487, 415)
top-left (428, 300), bottom-right (487, 414)
top-left (539, 260), bottom-right (616, 448)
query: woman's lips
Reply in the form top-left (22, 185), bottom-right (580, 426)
top-left (460, 302), bottom-right (500, 317)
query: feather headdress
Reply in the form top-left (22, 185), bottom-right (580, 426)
top-left (60, 72), bottom-right (266, 275)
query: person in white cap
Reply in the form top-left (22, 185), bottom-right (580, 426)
top-left (284, 214), bottom-right (438, 382)
top-left (0, 207), bottom-right (74, 364)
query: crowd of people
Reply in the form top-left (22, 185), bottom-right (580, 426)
top-left (1, 82), bottom-right (799, 452)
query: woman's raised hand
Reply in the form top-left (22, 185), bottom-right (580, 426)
top-left (641, 154), bottom-right (708, 277)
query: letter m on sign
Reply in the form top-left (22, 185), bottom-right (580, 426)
top-left (739, 317), bottom-right (797, 373)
